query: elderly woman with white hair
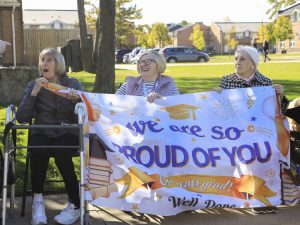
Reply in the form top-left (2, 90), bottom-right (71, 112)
top-left (218, 46), bottom-right (288, 111)
top-left (116, 50), bottom-right (179, 101)
top-left (218, 46), bottom-right (289, 214)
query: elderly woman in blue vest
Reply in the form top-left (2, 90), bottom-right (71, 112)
top-left (116, 50), bottom-right (179, 100)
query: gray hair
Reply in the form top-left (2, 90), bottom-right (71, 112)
top-left (137, 50), bottom-right (166, 75)
top-left (39, 48), bottom-right (66, 75)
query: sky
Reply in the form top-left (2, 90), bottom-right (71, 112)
top-left (22, 0), bottom-right (275, 25)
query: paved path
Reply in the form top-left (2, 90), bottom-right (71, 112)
top-left (3, 194), bottom-right (300, 225)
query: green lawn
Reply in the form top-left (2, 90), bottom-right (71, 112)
top-left (71, 60), bottom-right (300, 100)
top-left (1, 55), bottom-right (300, 195)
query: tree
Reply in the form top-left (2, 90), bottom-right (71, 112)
top-left (257, 23), bottom-right (277, 44)
top-left (257, 24), bottom-right (268, 43)
top-left (93, 0), bottom-right (116, 93)
top-left (148, 23), bottom-right (171, 48)
top-left (85, 0), bottom-right (99, 29)
top-left (115, 0), bottom-right (142, 48)
top-left (266, 22), bottom-right (277, 44)
top-left (179, 20), bottom-right (188, 25)
top-left (225, 26), bottom-right (238, 55)
top-left (274, 16), bottom-right (293, 42)
top-left (84, 0), bottom-right (142, 48)
top-left (77, 0), bottom-right (95, 73)
top-left (134, 24), bottom-right (152, 48)
top-left (267, 0), bottom-right (296, 19)
top-left (189, 24), bottom-right (205, 50)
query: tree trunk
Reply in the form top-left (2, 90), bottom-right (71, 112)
top-left (77, 0), bottom-right (95, 73)
top-left (93, 0), bottom-right (116, 93)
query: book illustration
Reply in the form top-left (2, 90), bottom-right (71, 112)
top-left (89, 168), bottom-right (112, 176)
top-left (89, 164), bottom-right (113, 174)
top-left (89, 157), bottom-right (112, 168)
top-left (88, 173), bottom-right (110, 182)
top-left (87, 133), bottom-right (113, 199)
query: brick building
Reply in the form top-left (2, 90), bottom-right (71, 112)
top-left (209, 22), bottom-right (261, 54)
top-left (0, 0), bottom-right (24, 65)
top-left (169, 22), bottom-right (262, 54)
top-left (171, 23), bottom-right (212, 50)
top-left (276, 2), bottom-right (300, 52)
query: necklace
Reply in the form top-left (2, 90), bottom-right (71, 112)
top-left (142, 80), bottom-right (158, 96)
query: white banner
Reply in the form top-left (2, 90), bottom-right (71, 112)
top-left (81, 86), bottom-right (290, 216)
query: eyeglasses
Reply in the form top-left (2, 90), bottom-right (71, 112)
top-left (138, 59), bottom-right (155, 65)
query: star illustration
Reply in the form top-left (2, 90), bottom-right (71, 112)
top-left (192, 138), bottom-right (196, 142)
top-left (131, 204), bottom-right (139, 211)
top-left (266, 168), bottom-right (275, 179)
top-left (110, 110), bottom-right (116, 116)
top-left (200, 95), bottom-right (208, 100)
top-left (113, 154), bottom-right (125, 164)
top-left (251, 116), bottom-right (257, 122)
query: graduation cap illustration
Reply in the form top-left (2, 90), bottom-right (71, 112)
top-left (160, 104), bottom-right (200, 120)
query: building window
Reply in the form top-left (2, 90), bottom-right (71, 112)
top-left (280, 42), bottom-right (285, 49)
top-left (235, 32), bottom-right (243, 39)
top-left (292, 11), bottom-right (298, 23)
top-left (290, 39), bottom-right (295, 48)
top-left (244, 31), bottom-right (250, 37)
top-left (53, 22), bottom-right (61, 29)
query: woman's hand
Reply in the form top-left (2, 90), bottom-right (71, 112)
top-left (213, 87), bottom-right (222, 93)
top-left (31, 77), bottom-right (48, 96)
top-left (273, 84), bottom-right (284, 99)
top-left (67, 88), bottom-right (81, 103)
top-left (147, 92), bottom-right (161, 103)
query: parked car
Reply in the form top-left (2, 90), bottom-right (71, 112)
top-left (161, 46), bottom-right (209, 63)
top-left (150, 48), bottom-right (162, 52)
top-left (115, 48), bottom-right (133, 63)
top-left (130, 49), bottom-right (146, 64)
top-left (122, 47), bottom-right (144, 64)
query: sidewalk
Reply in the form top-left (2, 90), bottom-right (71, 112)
top-left (2, 194), bottom-right (300, 225)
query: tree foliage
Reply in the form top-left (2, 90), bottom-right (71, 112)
top-left (179, 20), bottom-right (188, 25)
top-left (266, 0), bottom-right (296, 19)
top-left (115, 0), bottom-right (142, 48)
top-left (134, 24), bottom-right (152, 48)
top-left (266, 22), bottom-right (277, 44)
top-left (274, 16), bottom-right (293, 41)
top-left (84, 0), bottom-right (99, 29)
top-left (257, 23), bottom-right (277, 44)
top-left (148, 23), bottom-right (171, 48)
top-left (225, 26), bottom-right (238, 54)
top-left (84, 0), bottom-right (142, 48)
top-left (189, 24), bottom-right (205, 50)
top-left (257, 24), bottom-right (268, 43)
